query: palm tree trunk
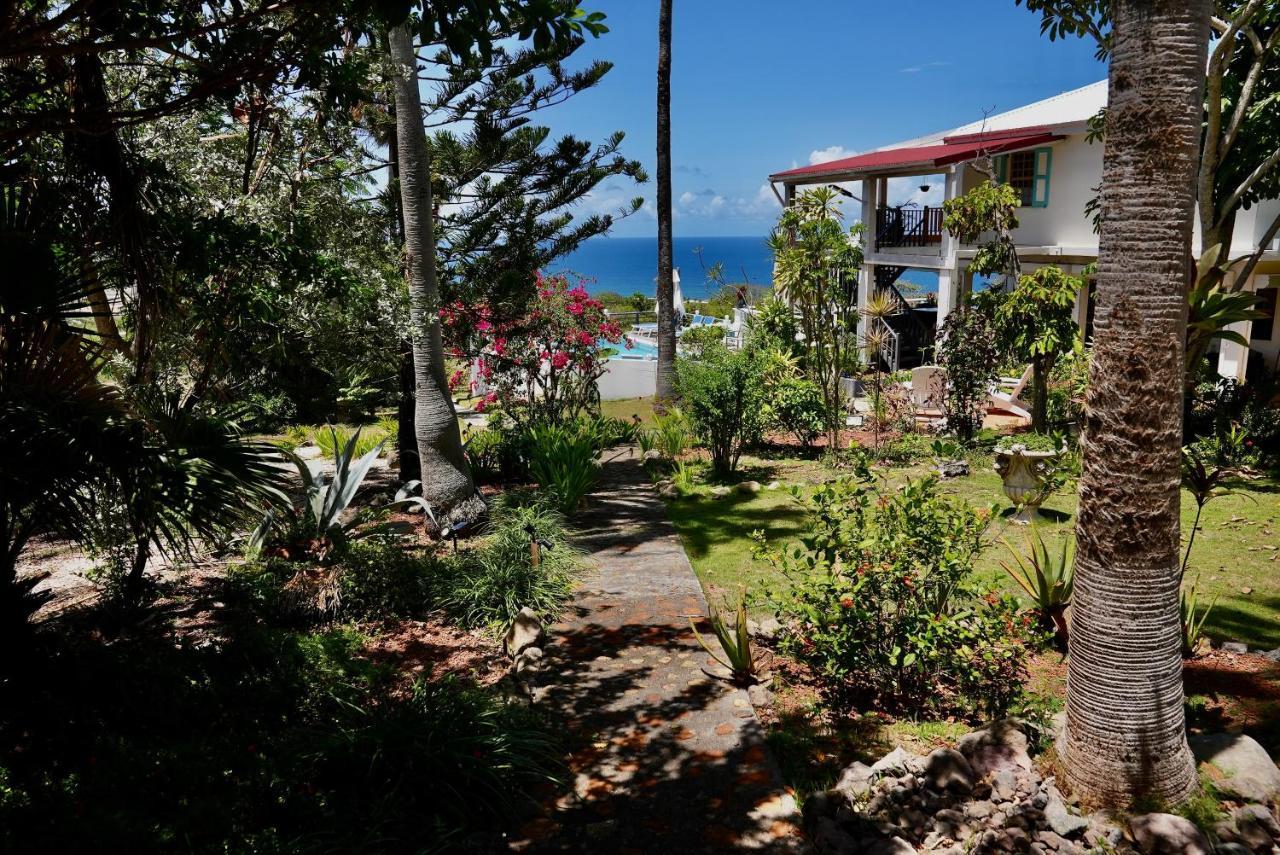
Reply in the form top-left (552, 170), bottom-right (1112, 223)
top-left (654, 0), bottom-right (676, 400)
top-left (386, 22), bottom-right (482, 527)
top-left (1064, 0), bottom-right (1209, 807)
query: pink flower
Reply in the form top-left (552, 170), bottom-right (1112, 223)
top-left (551, 352), bottom-right (570, 370)
top-left (476, 319), bottom-right (493, 332)
top-left (493, 338), bottom-right (507, 356)
top-left (567, 301), bottom-right (585, 316)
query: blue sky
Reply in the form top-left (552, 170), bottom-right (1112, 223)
top-left (538, 0), bottom-right (1106, 238)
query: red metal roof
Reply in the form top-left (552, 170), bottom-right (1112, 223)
top-left (769, 126), bottom-right (1063, 182)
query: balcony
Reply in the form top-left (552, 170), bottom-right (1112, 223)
top-left (875, 205), bottom-right (944, 251)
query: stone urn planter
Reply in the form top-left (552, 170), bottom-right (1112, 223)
top-left (993, 444), bottom-right (1062, 524)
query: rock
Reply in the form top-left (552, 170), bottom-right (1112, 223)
top-left (736, 480), bottom-right (762, 495)
top-left (503, 607), bottom-right (544, 657)
top-left (812, 816), bottom-right (857, 854)
top-left (924, 747), bottom-right (975, 792)
top-left (870, 746), bottom-right (924, 778)
top-left (958, 719), bottom-right (1034, 776)
top-left (653, 478), bottom-right (673, 490)
top-left (1241, 587), bottom-right (1254, 595)
top-left (1232, 804), bottom-right (1280, 849)
top-left (1212, 844), bottom-right (1253, 855)
top-left (1190, 733), bottom-right (1280, 803)
top-left (710, 485), bottom-right (731, 498)
top-left (513, 645), bottom-right (543, 677)
top-left (937, 459), bottom-right (970, 479)
top-left (803, 789), bottom-right (841, 822)
top-left (965, 800), bottom-right (995, 820)
top-left (294, 444), bottom-right (322, 460)
top-left (658, 485), bottom-right (680, 499)
top-left (1128, 813), bottom-right (1211, 855)
top-left (1261, 648), bottom-right (1280, 662)
top-left (750, 616), bottom-right (782, 640)
top-left (857, 836), bottom-right (915, 855)
top-left (642, 449), bottom-right (663, 462)
top-left (833, 761), bottom-right (875, 800)
top-left (991, 769), bottom-right (1019, 801)
top-left (747, 683), bottom-right (774, 707)
top-left (765, 480), bottom-right (782, 490)
top-left (1223, 641), bottom-right (1250, 653)
top-left (1043, 791), bottom-right (1089, 838)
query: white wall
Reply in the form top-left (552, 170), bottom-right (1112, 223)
top-left (596, 357), bottom-right (656, 400)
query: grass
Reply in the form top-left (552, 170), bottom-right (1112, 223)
top-left (663, 454), bottom-right (1280, 651)
top-left (599, 396), bottom-right (658, 428)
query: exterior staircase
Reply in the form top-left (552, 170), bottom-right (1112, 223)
top-left (872, 265), bottom-right (936, 371)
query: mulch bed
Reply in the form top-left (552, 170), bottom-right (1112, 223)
top-left (361, 618), bottom-right (508, 691)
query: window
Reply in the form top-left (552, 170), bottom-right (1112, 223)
top-left (994, 147), bottom-right (1052, 208)
top-left (1253, 287), bottom-right (1278, 342)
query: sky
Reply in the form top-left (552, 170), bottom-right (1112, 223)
top-left (534, 0), bottom-right (1107, 238)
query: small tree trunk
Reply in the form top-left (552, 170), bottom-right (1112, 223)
top-left (1064, 0), bottom-right (1208, 808)
top-left (1031, 354), bottom-right (1048, 432)
top-left (654, 0), bottom-right (677, 400)
top-left (397, 340), bottom-right (418, 483)
top-left (387, 22), bottom-right (483, 528)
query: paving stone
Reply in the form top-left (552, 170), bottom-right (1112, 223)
top-left (524, 449), bottom-right (801, 853)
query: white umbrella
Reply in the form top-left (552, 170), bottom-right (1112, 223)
top-left (654, 267), bottom-right (684, 318)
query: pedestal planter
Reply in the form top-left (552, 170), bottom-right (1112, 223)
top-left (993, 445), bottom-right (1061, 524)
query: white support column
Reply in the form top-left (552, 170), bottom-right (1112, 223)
top-left (1217, 320), bottom-right (1251, 382)
top-left (1217, 273), bottom-right (1260, 382)
top-left (934, 166), bottom-right (962, 332)
top-left (857, 177), bottom-right (877, 341)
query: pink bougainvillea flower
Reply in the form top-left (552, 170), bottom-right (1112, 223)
top-left (550, 351), bottom-right (570, 369)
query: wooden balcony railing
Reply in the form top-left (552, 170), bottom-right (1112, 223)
top-left (875, 205), bottom-right (944, 251)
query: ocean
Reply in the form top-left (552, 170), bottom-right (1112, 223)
top-left (550, 235), bottom-right (942, 300)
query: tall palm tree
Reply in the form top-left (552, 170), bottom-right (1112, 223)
top-left (1063, 0), bottom-right (1209, 807)
top-left (654, 0), bottom-right (676, 399)
top-left (386, 21), bottom-right (482, 527)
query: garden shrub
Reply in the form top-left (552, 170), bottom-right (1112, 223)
top-left (767, 376), bottom-right (828, 450)
top-left (680, 324), bottom-right (726, 358)
top-left (0, 624), bottom-right (560, 852)
top-left (444, 497), bottom-right (580, 628)
top-left (758, 474), bottom-right (1039, 718)
top-left (936, 298), bottom-right (1001, 443)
top-left (676, 345), bottom-right (767, 473)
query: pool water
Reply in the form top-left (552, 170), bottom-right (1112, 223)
top-left (599, 337), bottom-right (659, 359)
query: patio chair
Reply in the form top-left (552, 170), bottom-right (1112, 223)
top-left (989, 365), bottom-right (1033, 419)
top-left (905, 365), bottom-right (947, 424)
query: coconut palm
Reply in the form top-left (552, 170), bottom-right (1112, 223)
top-left (386, 21), bottom-right (483, 528)
top-left (654, 0), bottom-right (676, 399)
top-left (1063, 0), bottom-right (1209, 806)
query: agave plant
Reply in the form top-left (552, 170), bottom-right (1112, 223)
top-left (1000, 526), bottom-right (1074, 648)
top-left (690, 598), bottom-right (758, 686)
top-left (249, 426), bottom-right (433, 560)
top-left (1180, 578), bottom-right (1218, 658)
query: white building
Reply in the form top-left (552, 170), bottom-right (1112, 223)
top-left (768, 79), bottom-right (1280, 379)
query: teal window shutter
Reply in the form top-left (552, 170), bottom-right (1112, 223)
top-left (994, 154), bottom-right (1008, 184)
top-left (1031, 147), bottom-right (1052, 208)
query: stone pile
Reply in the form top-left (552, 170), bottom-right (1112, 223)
top-left (805, 720), bottom-right (1280, 855)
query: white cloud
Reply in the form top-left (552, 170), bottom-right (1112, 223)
top-left (886, 175), bottom-right (945, 208)
top-left (899, 61), bottom-right (952, 74)
top-left (809, 145), bottom-right (856, 165)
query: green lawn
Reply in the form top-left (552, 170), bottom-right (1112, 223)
top-left (664, 456), bottom-right (1280, 651)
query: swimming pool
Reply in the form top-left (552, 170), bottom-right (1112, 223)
top-left (599, 336), bottom-right (659, 359)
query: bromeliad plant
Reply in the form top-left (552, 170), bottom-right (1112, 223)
top-left (250, 427), bottom-right (433, 561)
top-left (691, 598), bottom-right (758, 686)
top-left (1000, 527), bottom-right (1074, 649)
top-left (525, 422), bottom-right (601, 514)
top-left (1180, 576), bottom-right (1219, 658)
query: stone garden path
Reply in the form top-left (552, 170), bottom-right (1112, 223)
top-left (512, 447), bottom-right (805, 854)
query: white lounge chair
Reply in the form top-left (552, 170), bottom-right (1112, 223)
top-left (989, 365), bottom-right (1033, 419)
